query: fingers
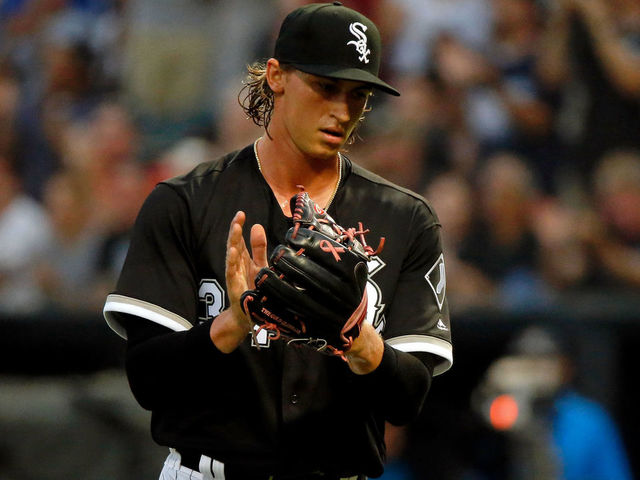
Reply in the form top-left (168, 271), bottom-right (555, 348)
top-left (222, 212), bottom-right (254, 336)
top-left (227, 211), bottom-right (247, 253)
top-left (250, 223), bottom-right (269, 268)
top-left (226, 212), bottom-right (248, 295)
top-left (225, 245), bottom-right (244, 297)
top-left (226, 212), bottom-right (269, 293)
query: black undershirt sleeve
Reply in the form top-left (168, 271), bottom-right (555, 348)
top-left (120, 313), bottom-right (227, 410)
top-left (354, 343), bottom-right (434, 425)
top-left (123, 310), bottom-right (433, 425)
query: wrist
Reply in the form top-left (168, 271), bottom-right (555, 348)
top-left (345, 323), bottom-right (384, 375)
top-left (209, 309), bottom-right (251, 353)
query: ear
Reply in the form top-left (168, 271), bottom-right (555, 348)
top-left (266, 58), bottom-right (286, 94)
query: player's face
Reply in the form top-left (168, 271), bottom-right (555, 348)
top-left (279, 70), bottom-right (372, 160)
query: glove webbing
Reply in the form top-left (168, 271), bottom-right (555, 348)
top-left (291, 191), bottom-right (385, 257)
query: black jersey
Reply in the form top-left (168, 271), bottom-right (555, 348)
top-left (103, 143), bottom-right (452, 477)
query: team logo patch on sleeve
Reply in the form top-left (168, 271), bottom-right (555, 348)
top-left (425, 254), bottom-right (446, 311)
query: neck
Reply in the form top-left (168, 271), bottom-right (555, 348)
top-left (254, 137), bottom-right (341, 214)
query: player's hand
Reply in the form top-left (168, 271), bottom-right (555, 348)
top-left (226, 211), bottom-right (268, 322)
top-left (210, 211), bottom-right (268, 352)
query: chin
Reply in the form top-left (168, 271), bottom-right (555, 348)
top-left (303, 142), bottom-right (341, 161)
top-left (316, 146), bottom-right (343, 161)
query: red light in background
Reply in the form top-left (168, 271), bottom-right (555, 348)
top-left (489, 394), bottom-right (519, 430)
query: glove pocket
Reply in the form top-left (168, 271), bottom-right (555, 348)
top-left (257, 267), bottom-right (349, 323)
top-left (271, 245), bottom-right (361, 309)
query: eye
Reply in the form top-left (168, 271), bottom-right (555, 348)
top-left (317, 81), bottom-right (338, 95)
top-left (351, 89), bottom-right (372, 102)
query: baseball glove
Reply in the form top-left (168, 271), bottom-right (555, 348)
top-left (240, 190), bottom-right (384, 358)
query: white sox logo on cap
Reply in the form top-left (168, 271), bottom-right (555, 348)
top-left (347, 22), bottom-right (370, 64)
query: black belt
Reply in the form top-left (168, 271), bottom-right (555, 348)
top-left (177, 449), bottom-right (364, 480)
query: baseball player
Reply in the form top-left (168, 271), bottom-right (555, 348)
top-left (103, 3), bottom-right (452, 479)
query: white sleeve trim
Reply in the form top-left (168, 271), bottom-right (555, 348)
top-left (386, 334), bottom-right (453, 376)
top-left (103, 294), bottom-right (193, 339)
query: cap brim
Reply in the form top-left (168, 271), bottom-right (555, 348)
top-left (289, 63), bottom-right (400, 96)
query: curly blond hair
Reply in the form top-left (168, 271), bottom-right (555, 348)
top-left (238, 61), bottom-right (279, 132)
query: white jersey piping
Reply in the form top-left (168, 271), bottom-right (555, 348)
top-left (103, 293), bottom-right (192, 339)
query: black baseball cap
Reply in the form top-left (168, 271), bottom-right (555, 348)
top-left (274, 2), bottom-right (400, 96)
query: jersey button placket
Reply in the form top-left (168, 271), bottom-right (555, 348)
top-left (282, 347), bottom-right (316, 423)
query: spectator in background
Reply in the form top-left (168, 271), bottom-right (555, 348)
top-left (71, 101), bottom-right (148, 304)
top-left (387, 0), bottom-right (493, 77)
top-left (458, 152), bottom-right (549, 309)
top-left (487, 0), bottom-right (558, 192)
top-left (0, 0), bottom-right (67, 84)
top-left (579, 149), bottom-right (640, 289)
top-left (0, 154), bottom-right (52, 314)
top-left (354, 70), bottom-right (482, 190)
top-left (207, 0), bottom-right (279, 122)
top-left (145, 135), bottom-right (215, 187)
top-left (75, 101), bottom-right (141, 209)
top-left (36, 169), bottom-right (105, 313)
top-left (431, 32), bottom-right (511, 155)
top-left (474, 325), bottom-right (633, 480)
top-left (531, 198), bottom-right (593, 296)
top-left (91, 160), bottom-right (148, 305)
top-left (2, 0), bottom-right (124, 200)
top-left (120, 0), bottom-right (275, 159)
top-left (537, 0), bottom-right (640, 185)
top-left (349, 121), bottom-right (428, 193)
top-left (14, 37), bottom-right (103, 199)
top-left (427, 0), bottom-right (558, 176)
top-left (120, 0), bottom-right (214, 148)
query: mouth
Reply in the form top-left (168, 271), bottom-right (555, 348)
top-left (320, 128), bottom-right (345, 141)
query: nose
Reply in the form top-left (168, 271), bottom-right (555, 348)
top-left (330, 93), bottom-right (352, 124)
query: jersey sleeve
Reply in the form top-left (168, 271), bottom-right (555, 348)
top-left (384, 202), bottom-right (453, 376)
top-left (103, 184), bottom-right (199, 338)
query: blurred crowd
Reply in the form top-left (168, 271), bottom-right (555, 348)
top-left (1, 0), bottom-right (640, 318)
